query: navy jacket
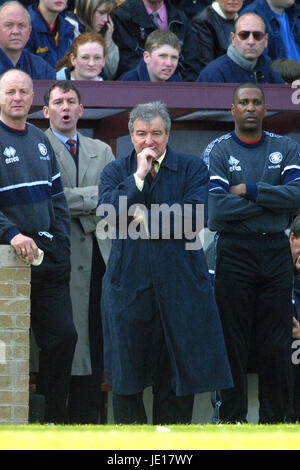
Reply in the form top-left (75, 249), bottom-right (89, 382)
top-left (0, 47), bottom-right (55, 79)
top-left (98, 145), bottom-right (233, 395)
top-left (26, 4), bottom-right (74, 68)
top-left (112, 0), bottom-right (200, 81)
top-left (241, 0), bottom-right (300, 61)
top-left (196, 52), bottom-right (285, 83)
top-left (118, 58), bottom-right (182, 81)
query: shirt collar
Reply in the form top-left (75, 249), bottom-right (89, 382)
top-left (143, 1), bottom-right (167, 22)
top-left (212, 1), bottom-right (238, 20)
top-left (51, 128), bottom-right (78, 146)
top-left (156, 149), bottom-right (166, 166)
top-left (0, 47), bottom-right (23, 68)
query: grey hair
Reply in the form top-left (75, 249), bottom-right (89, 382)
top-left (128, 101), bottom-right (171, 134)
top-left (0, 1), bottom-right (31, 24)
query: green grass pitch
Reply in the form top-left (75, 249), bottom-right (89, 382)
top-left (1, 424), bottom-right (300, 450)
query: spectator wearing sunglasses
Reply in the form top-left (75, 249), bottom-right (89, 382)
top-left (240, 0), bottom-right (300, 62)
top-left (196, 12), bottom-right (284, 83)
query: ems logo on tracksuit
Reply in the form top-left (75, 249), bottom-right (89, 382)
top-left (228, 155), bottom-right (241, 172)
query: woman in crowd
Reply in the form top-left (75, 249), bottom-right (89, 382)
top-left (55, 32), bottom-right (106, 81)
top-left (69, 0), bottom-right (119, 79)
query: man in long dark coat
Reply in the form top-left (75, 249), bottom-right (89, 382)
top-left (97, 101), bottom-right (232, 424)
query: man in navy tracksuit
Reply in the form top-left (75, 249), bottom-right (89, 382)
top-left (204, 82), bottom-right (300, 423)
top-left (0, 69), bottom-right (77, 424)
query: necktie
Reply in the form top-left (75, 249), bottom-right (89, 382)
top-left (150, 160), bottom-right (159, 179)
top-left (151, 11), bottom-right (159, 28)
top-left (67, 139), bottom-right (76, 157)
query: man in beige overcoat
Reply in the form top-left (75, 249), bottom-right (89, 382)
top-left (43, 80), bottom-right (114, 423)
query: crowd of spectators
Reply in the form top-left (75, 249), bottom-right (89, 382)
top-left (1, 0), bottom-right (299, 84)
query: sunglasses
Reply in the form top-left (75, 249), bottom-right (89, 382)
top-left (236, 31), bottom-right (265, 41)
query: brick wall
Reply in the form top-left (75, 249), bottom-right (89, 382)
top-left (0, 246), bottom-right (31, 424)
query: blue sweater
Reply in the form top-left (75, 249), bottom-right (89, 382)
top-left (0, 47), bottom-right (55, 80)
top-left (196, 52), bottom-right (284, 83)
top-left (118, 58), bottom-right (182, 81)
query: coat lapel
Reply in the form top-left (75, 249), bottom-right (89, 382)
top-left (77, 133), bottom-right (98, 187)
top-left (45, 128), bottom-right (77, 187)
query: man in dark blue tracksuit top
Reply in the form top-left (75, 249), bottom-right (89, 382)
top-left (204, 82), bottom-right (300, 424)
top-left (0, 69), bottom-right (77, 424)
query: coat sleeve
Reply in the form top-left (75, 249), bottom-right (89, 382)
top-left (63, 186), bottom-right (98, 216)
top-left (98, 158), bottom-right (146, 226)
top-left (0, 211), bottom-right (20, 243)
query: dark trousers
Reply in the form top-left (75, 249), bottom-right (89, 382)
top-left (68, 238), bottom-right (106, 424)
top-left (214, 233), bottom-right (293, 424)
top-left (113, 336), bottom-right (194, 425)
top-left (31, 274), bottom-right (77, 424)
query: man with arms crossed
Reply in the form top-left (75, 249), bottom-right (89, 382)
top-left (204, 83), bottom-right (300, 423)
